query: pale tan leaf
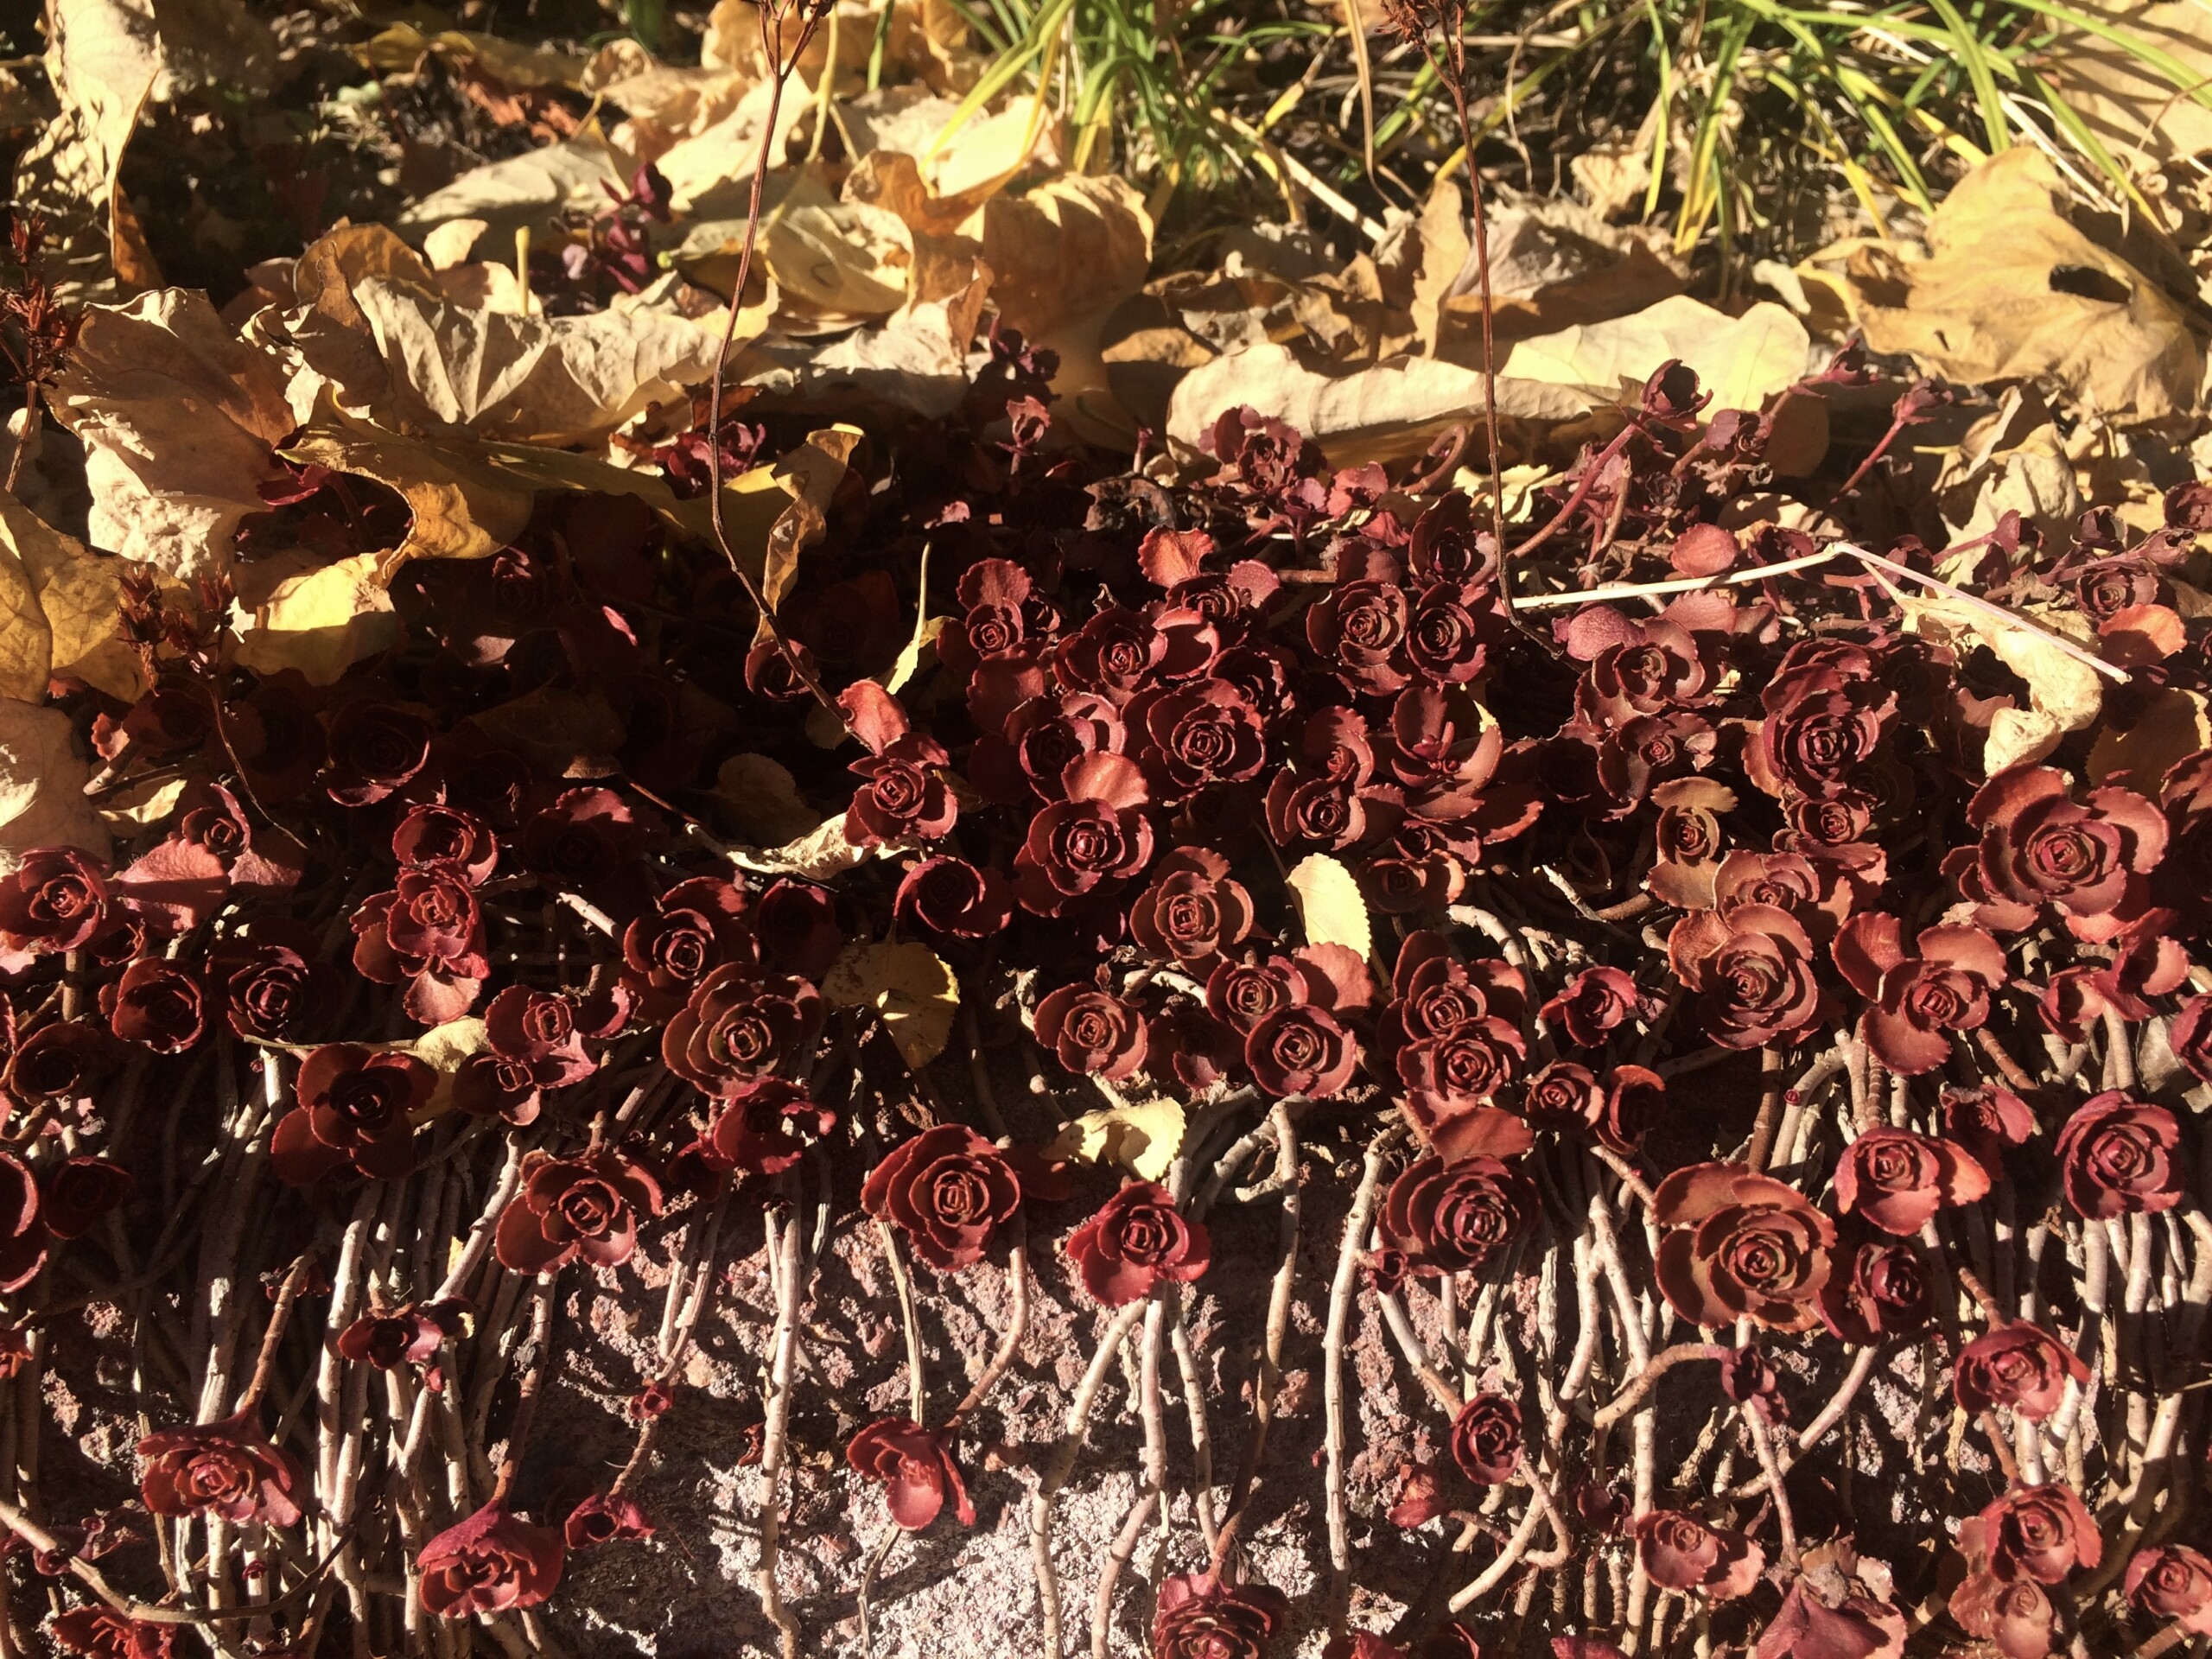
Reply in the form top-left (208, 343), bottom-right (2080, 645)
top-left (282, 402), bottom-right (536, 570)
top-left (10, 0), bottom-right (160, 300)
top-left (0, 698), bottom-right (111, 864)
top-left (822, 941), bottom-right (959, 1067)
top-left (756, 426), bottom-right (864, 639)
top-left (394, 135), bottom-right (628, 245)
top-left (1843, 149), bottom-right (2201, 421)
top-left (1051, 1097), bottom-right (1186, 1183)
top-left (1896, 589), bottom-right (2106, 774)
top-left (0, 489), bottom-right (143, 702)
top-left (1285, 853), bottom-right (1373, 963)
top-left (713, 753), bottom-right (824, 845)
top-left (47, 288), bottom-right (297, 577)
top-left (2039, 0), bottom-right (2212, 165)
top-left (728, 812), bottom-right (905, 880)
top-left (1499, 294), bottom-right (1810, 414)
top-left (96, 771), bottom-right (188, 830)
top-left (346, 278), bottom-right (727, 445)
top-left (227, 551), bottom-right (403, 685)
top-left (974, 175), bottom-right (1154, 342)
top-left (2089, 684), bottom-right (2210, 795)
top-left (1166, 341), bottom-right (1586, 467)
top-left (885, 543), bottom-right (943, 695)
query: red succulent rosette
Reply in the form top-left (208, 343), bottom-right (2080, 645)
top-left (1961, 764), bottom-right (2167, 939)
top-left (1381, 1150), bottom-right (1538, 1276)
top-left (619, 875), bottom-right (756, 1020)
top-left (1265, 707), bottom-right (1402, 853)
top-left (1128, 848), bottom-right (1254, 965)
top-left (100, 958), bottom-right (205, 1054)
top-left (1066, 1181), bottom-right (1210, 1306)
top-left (4, 1020), bottom-right (111, 1120)
top-left (321, 699), bottom-right (433, 807)
top-left (1150, 1573), bottom-right (1287, 1659)
top-left (1541, 966), bottom-right (1641, 1050)
top-left (484, 985), bottom-right (594, 1084)
top-left (894, 856), bottom-right (1014, 942)
top-left (1978, 1483), bottom-right (2101, 1584)
top-left (2172, 993), bottom-right (2212, 1084)
top-left (1948, 1521), bottom-right (2056, 1659)
top-left (705, 1077), bottom-right (836, 1178)
top-left (2126, 1545), bottom-right (2212, 1633)
top-left (1815, 1233), bottom-right (1931, 1346)
top-left (349, 865), bottom-right (488, 1025)
top-left (2054, 1092), bottom-right (2183, 1218)
top-left (1013, 752), bottom-right (1155, 917)
top-left (1666, 903), bottom-right (1821, 1049)
top-left (1941, 1083), bottom-right (2037, 1176)
top-left (564, 1491), bottom-right (653, 1548)
top-left (755, 879), bottom-right (842, 980)
top-left (137, 1408), bottom-right (304, 1527)
top-left (1034, 983), bottom-right (1148, 1082)
top-left (493, 1148), bottom-right (663, 1274)
top-left (1447, 1391), bottom-right (1522, 1484)
top-left (39, 1156), bottom-right (132, 1240)
top-left (1631, 1507), bottom-right (1763, 1599)
top-left (1522, 1058), bottom-right (1602, 1134)
top-left (1832, 912), bottom-right (2008, 1075)
top-left (1954, 1323), bottom-right (2087, 1421)
top-left (271, 1044), bottom-right (430, 1185)
top-left (846, 1417), bottom-right (976, 1530)
top-left (48, 1610), bottom-right (172, 1659)
top-left (1651, 1161), bottom-right (1834, 1332)
top-left (0, 1151), bottom-right (48, 1294)
top-left (846, 735), bottom-right (958, 847)
top-left (1598, 1064), bottom-right (1668, 1154)
top-left (1832, 1127), bottom-right (1989, 1236)
top-left (861, 1124), bottom-right (1022, 1269)
top-left (661, 963), bottom-right (823, 1099)
top-left (0, 848), bottom-right (111, 970)
top-left (334, 1299), bottom-right (468, 1376)
top-left (415, 1502), bottom-right (563, 1618)
top-left (1129, 678), bottom-right (1268, 798)
top-left (217, 935), bottom-right (330, 1043)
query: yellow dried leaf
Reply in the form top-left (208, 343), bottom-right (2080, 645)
top-left (823, 941), bottom-right (959, 1068)
top-left (1895, 589), bottom-right (2105, 774)
top-left (714, 753), bottom-right (823, 846)
top-left (0, 697), bottom-right (111, 863)
top-left (754, 425), bottom-right (864, 644)
top-left (1051, 1097), bottom-right (1186, 1184)
top-left (228, 551), bottom-right (403, 686)
top-left (2089, 685), bottom-right (2210, 796)
top-left (1500, 294), bottom-right (1808, 414)
top-left (0, 488), bottom-right (146, 702)
top-left (728, 811), bottom-right (902, 881)
top-left (1844, 149), bottom-right (2201, 422)
top-left (1285, 853), bottom-right (1372, 963)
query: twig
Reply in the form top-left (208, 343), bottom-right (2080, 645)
top-left (1030, 1300), bottom-right (1149, 1659)
top-left (1325, 1125), bottom-right (1400, 1637)
top-left (756, 1196), bottom-right (806, 1659)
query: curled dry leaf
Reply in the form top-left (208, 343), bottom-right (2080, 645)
top-left (1167, 341), bottom-right (1585, 467)
top-left (713, 754), bottom-right (823, 847)
top-left (1499, 293), bottom-right (1810, 415)
top-left (0, 489), bottom-right (143, 702)
top-left (48, 288), bottom-right (297, 577)
top-left (0, 698), bottom-right (111, 863)
top-left (1286, 852), bottom-right (1374, 965)
top-left (1844, 149), bottom-right (2202, 422)
top-left (1050, 1096), bottom-right (1186, 1183)
top-left (821, 939), bottom-right (959, 1066)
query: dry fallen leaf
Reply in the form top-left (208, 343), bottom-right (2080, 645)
top-left (729, 812), bottom-right (906, 881)
top-left (974, 174), bottom-right (1154, 343)
top-left (1843, 149), bottom-right (2202, 421)
top-left (1166, 341), bottom-right (1586, 467)
top-left (1896, 588), bottom-right (2107, 774)
top-left (1286, 852), bottom-right (1373, 964)
top-left (756, 426), bottom-right (864, 640)
top-left (713, 753), bottom-right (824, 845)
top-left (227, 550), bottom-right (403, 685)
top-left (12, 0), bottom-right (162, 298)
top-left (283, 401), bottom-right (535, 570)
top-left (0, 489), bottom-right (146, 702)
top-left (2039, 0), bottom-right (2212, 165)
top-left (1500, 294), bottom-right (1810, 414)
top-left (2088, 684), bottom-right (2210, 794)
top-left (340, 279), bottom-right (726, 445)
top-left (0, 697), bottom-right (111, 863)
top-left (48, 287), bottom-right (297, 577)
top-left (823, 940), bottom-right (959, 1067)
top-left (394, 133), bottom-right (629, 245)
top-left (1051, 1096), bottom-right (1186, 1183)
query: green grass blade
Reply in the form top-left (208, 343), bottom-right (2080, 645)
top-left (1924, 0), bottom-right (2011, 150)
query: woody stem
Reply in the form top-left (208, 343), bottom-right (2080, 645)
top-left (487, 1274), bottom-right (556, 1510)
